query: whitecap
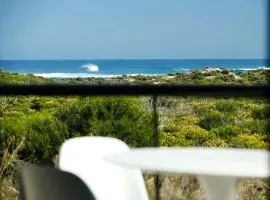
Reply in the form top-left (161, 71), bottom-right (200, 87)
top-left (232, 66), bottom-right (270, 71)
top-left (81, 63), bottom-right (99, 72)
top-left (33, 73), bottom-right (122, 78)
top-left (33, 73), bottom-right (164, 78)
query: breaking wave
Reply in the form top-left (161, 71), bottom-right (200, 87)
top-left (81, 63), bottom-right (99, 72)
top-left (232, 66), bottom-right (269, 71)
top-left (33, 73), bottom-right (162, 78)
top-left (33, 73), bottom-right (120, 78)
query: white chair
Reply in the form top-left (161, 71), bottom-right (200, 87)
top-left (58, 136), bottom-right (149, 200)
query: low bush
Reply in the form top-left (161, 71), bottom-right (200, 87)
top-left (24, 113), bottom-right (69, 162)
top-left (230, 134), bottom-right (268, 149)
top-left (55, 97), bottom-right (153, 147)
top-left (241, 119), bottom-right (269, 135)
top-left (195, 104), bottom-right (215, 117)
top-left (160, 132), bottom-right (195, 147)
top-left (210, 125), bottom-right (249, 140)
top-left (0, 114), bottom-right (68, 163)
top-left (173, 115), bottom-right (199, 125)
top-left (251, 105), bottom-right (270, 120)
top-left (215, 99), bottom-right (239, 113)
top-left (162, 124), bottom-right (215, 146)
top-left (204, 138), bottom-right (229, 147)
top-left (198, 111), bottom-right (235, 130)
top-left (182, 126), bottom-right (215, 146)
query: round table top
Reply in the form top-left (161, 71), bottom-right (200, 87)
top-left (104, 147), bottom-right (270, 178)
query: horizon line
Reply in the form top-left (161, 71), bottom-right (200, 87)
top-left (0, 58), bottom-right (268, 61)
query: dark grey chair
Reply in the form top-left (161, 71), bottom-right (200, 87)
top-left (19, 165), bottom-right (96, 200)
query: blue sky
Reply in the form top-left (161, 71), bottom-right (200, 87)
top-left (0, 0), bottom-right (267, 59)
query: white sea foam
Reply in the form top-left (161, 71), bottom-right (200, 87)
top-left (33, 73), bottom-right (162, 78)
top-left (81, 63), bottom-right (99, 72)
top-left (172, 68), bottom-right (190, 71)
top-left (126, 74), bottom-right (160, 76)
top-left (233, 66), bottom-right (270, 71)
top-left (31, 66), bottom-right (269, 79)
top-left (33, 73), bottom-right (120, 78)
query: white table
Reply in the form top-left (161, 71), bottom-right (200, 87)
top-left (104, 147), bottom-right (270, 200)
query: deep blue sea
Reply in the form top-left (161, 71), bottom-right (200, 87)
top-left (0, 59), bottom-right (268, 78)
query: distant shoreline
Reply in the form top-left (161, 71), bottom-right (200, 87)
top-left (29, 67), bottom-right (269, 79)
top-left (1, 68), bottom-right (269, 85)
top-left (1, 59), bottom-right (268, 79)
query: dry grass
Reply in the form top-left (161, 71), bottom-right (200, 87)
top-left (238, 179), bottom-right (270, 200)
top-left (0, 137), bottom-right (25, 200)
top-left (0, 178), bottom-right (20, 200)
top-left (145, 175), bottom-right (270, 200)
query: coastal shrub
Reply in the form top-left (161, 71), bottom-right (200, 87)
top-left (0, 118), bottom-right (26, 151)
top-left (0, 96), bottom-right (33, 118)
top-left (30, 98), bottom-right (43, 111)
top-left (217, 73), bottom-right (235, 82)
top-left (29, 97), bottom-right (62, 111)
top-left (42, 99), bottom-right (62, 110)
top-left (239, 70), bottom-right (270, 84)
top-left (195, 105), bottom-right (215, 117)
top-left (55, 97), bottom-right (153, 147)
top-left (92, 97), bottom-right (153, 147)
top-left (24, 113), bottom-right (69, 162)
top-left (162, 124), bottom-right (214, 146)
top-left (251, 105), bottom-right (270, 120)
top-left (0, 70), bottom-right (48, 84)
top-left (220, 69), bottom-right (231, 74)
top-left (157, 97), bottom-right (177, 109)
top-left (210, 126), bottom-right (248, 140)
top-left (205, 138), bottom-right (229, 147)
top-left (182, 126), bottom-right (215, 146)
top-left (190, 71), bottom-right (204, 80)
top-left (215, 99), bottom-right (239, 113)
top-left (55, 99), bottom-right (96, 136)
top-left (241, 119), bottom-right (269, 135)
top-left (198, 111), bottom-right (235, 130)
top-left (230, 134), bottom-right (268, 149)
top-left (0, 114), bottom-right (68, 163)
top-left (0, 97), bottom-right (19, 117)
top-left (160, 132), bottom-right (195, 147)
top-left (173, 115), bottom-right (199, 125)
top-left (162, 124), bottom-right (181, 134)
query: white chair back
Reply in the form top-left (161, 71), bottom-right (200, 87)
top-left (58, 136), bottom-right (149, 200)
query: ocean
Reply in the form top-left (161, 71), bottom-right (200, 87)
top-left (0, 59), bottom-right (268, 78)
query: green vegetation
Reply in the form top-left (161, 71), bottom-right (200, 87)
top-left (0, 70), bottom-right (53, 85)
top-left (0, 69), bottom-right (269, 200)
top-left (159, 97), bottom-right (269, 149)
top-left (0, 96), bottom-right (153, 164)
top-left (55, 97), bottom-right (153, 147)
top-left (1, 68), bottom-right (269, 85)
